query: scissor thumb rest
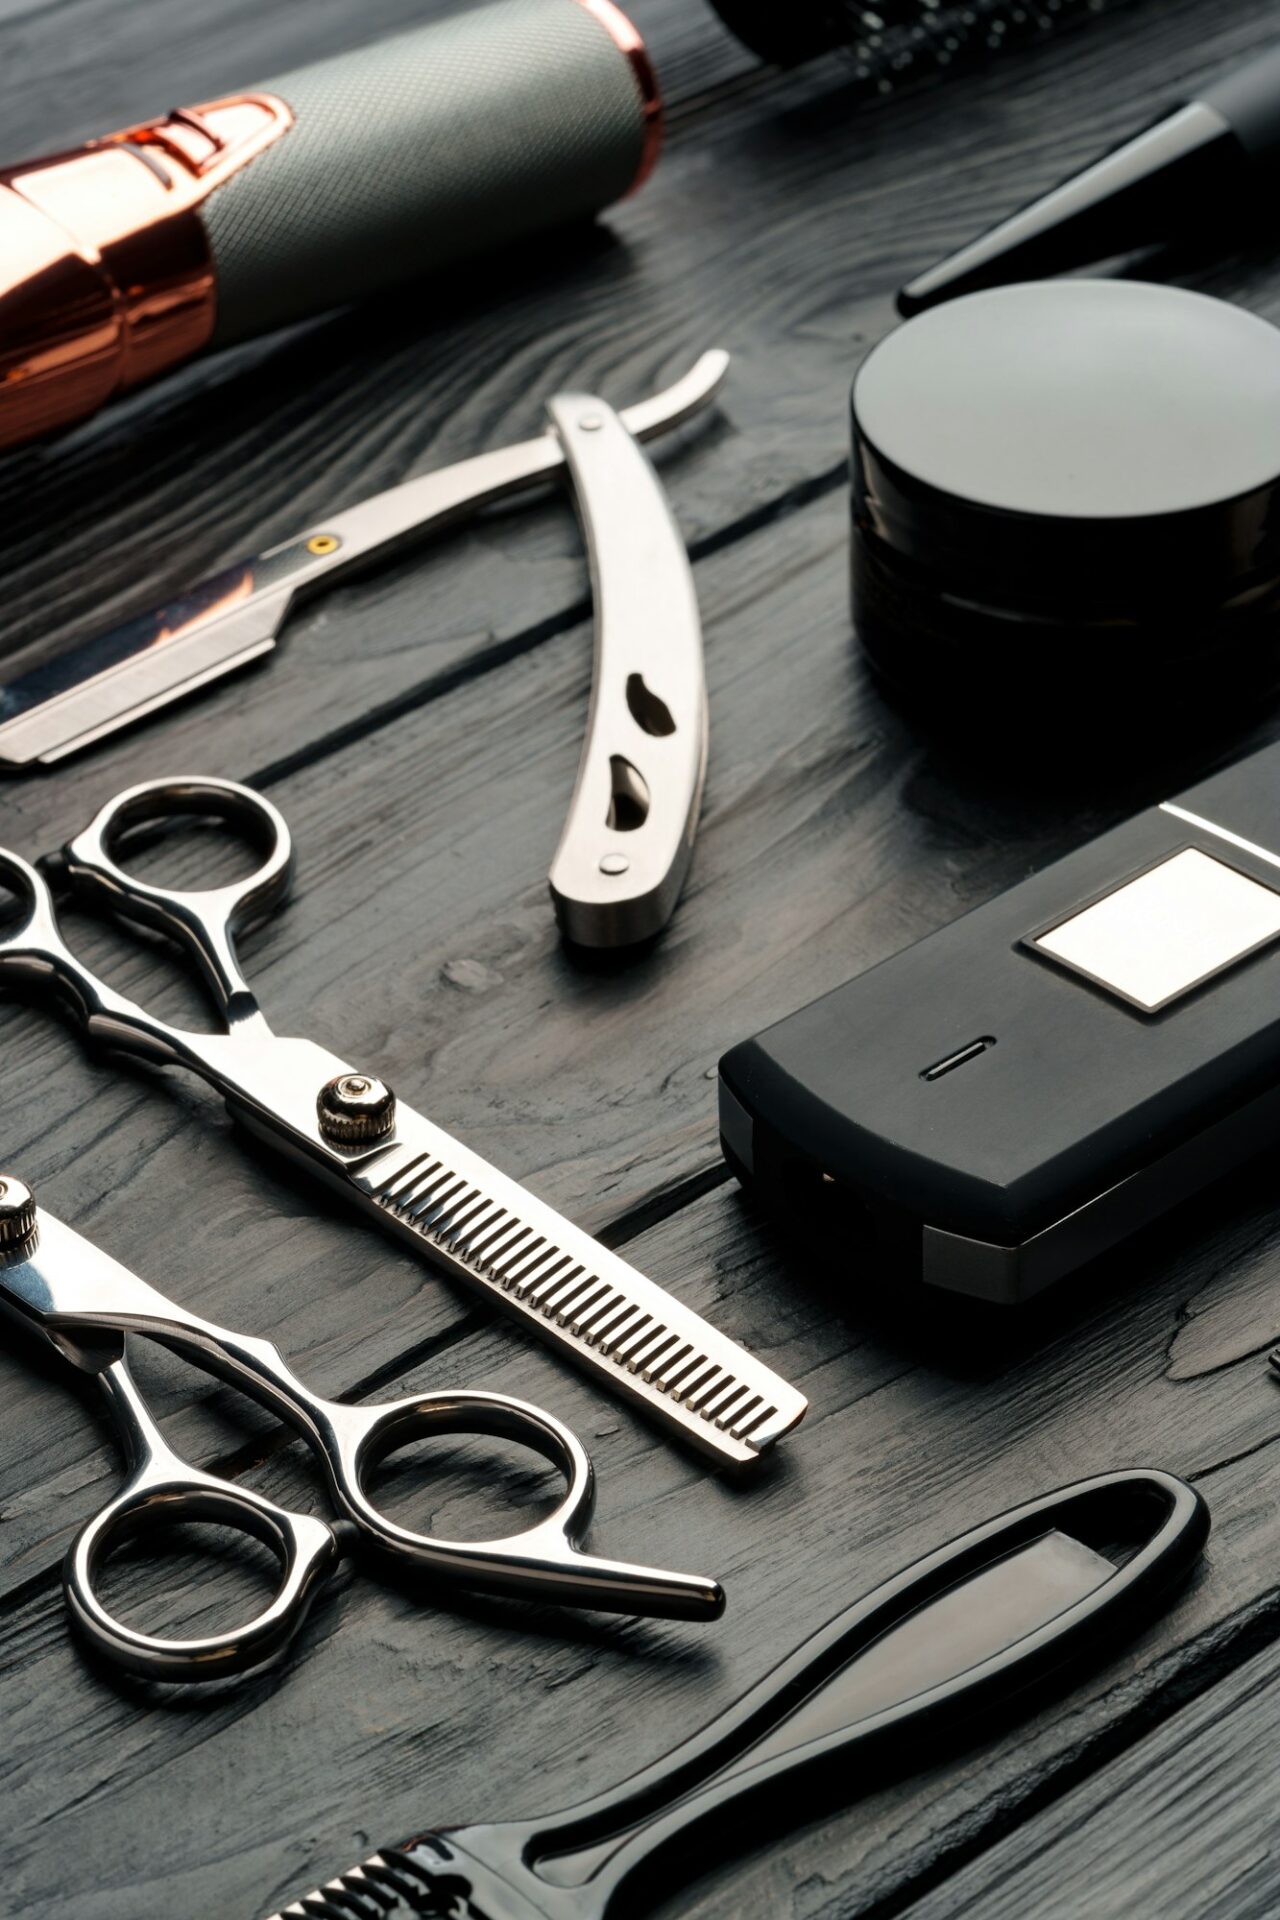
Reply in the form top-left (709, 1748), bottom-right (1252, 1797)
top-left (328, 1387), bottom-right (723, 1619)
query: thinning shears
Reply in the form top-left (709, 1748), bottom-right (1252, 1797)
top-left (0, 777), bottom-right (806, 1464)
top-left (0, 1177), bottom-right (722, 1682)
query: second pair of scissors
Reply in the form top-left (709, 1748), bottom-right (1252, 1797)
top-left (0, 777), bottom-right (806, 1465)
top-left (0, 1179), bottom-right (722, 1682)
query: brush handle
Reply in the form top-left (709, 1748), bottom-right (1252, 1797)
top-left (267, 1471), bottom-right (1207, 1920)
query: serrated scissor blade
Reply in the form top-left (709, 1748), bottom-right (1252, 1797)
top-left (347, 1100), bottom-right (805, 1468)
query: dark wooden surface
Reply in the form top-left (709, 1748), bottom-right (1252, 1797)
top-left (2, 2), bottom-right (1280, 1915)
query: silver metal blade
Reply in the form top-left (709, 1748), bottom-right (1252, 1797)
top-left (0, 351), bottom-right (729, 772)
top-left (348, 1101), bottom-right (806, 1468)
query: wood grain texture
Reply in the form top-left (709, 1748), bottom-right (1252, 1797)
top-left (900, 1617), bottom-right (1280, 1920)
top-left (1, 0), bottom-right (1279, 1916)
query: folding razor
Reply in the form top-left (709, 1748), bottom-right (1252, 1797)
top-left (0, 350), bottom-right (725, 945)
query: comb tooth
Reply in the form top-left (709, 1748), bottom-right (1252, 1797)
top-left (359, 1856), bottom-right (429, 1905)
top-left (452, 1199), bottom-right (506, 1252)
top-left (578, 1284), bottom-right (621, 1322)
top-left (684, 1365), bottom-right (730, 1412)
top-left (394, 1162), bottom-right (452, 1213)
top-left (377, 1152), bottom-right (434, 1204)
top-left (417, 1198), bottom-right (478, 1246)
top-left (644, 1339), bottom-right (694, 1387)
top-left (734, 1402), bottom-right (780, 1442)
top-left (576, 1288), bottom-right (627, 1341)
top-left (529, 1277), bottom-right (583, 1322)
top-left (392, 1161), bottom-right (450, 1213)
top-left (465, 1210), bottom-right (513, 1262)
top-left (525, 1260), bottom-right (584, 1308)
top-left (712, 1385), bottom-right (754, 1429)
top-left (725, 1394), bottom-right (765, 1436)
top-left (705, 1379), bottom-right (748, 1424)
top-left (628, 1328), bottom-right (676, 1375)
top-left (402, 1173), bottom-right (466, 1226)
top-left (501, 1237), bottom-right (550, 1286)
top-left (610, 1313), bottom-right (656, 1363)
top-left (670, 1361), bottom-right (717, 1403)
top-left (653, 1345), bottom-right (701, 1393)
top-left (546, 1273), bottom-right (598, 1321)
top-left (595, 1302), bottom-right (642, 1353)
top-left (439, 1191), bottom-right (495, 1247)
top-left (266, 1850), bottom-right (400, 1918)
top-left (488, 1226), bottom-right (540, 1279)
top-left (481, 1221), bottom-right (534, 1271)
top-left (320, 1887), bottom-right (383, 1918)
top-left (588, 1297), bottom-right (637, 1349)
top-left (421, 1181), bottom-right (475, 1233)
top-left (504, 1240), bottom-right (560, 1288)
top-left (512, 1251), bottom-right (571, 1301)
top-left (561, 1280), bottom-right (612, 1330)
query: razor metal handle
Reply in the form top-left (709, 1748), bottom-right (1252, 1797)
top-left (548, 392), bottom-right (708, 948)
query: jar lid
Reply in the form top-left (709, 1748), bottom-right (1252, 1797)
top-left (850, 281), bottom-right (1280, 714)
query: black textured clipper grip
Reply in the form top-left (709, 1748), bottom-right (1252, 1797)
top-left (205, 0), bottom-right (657, 345)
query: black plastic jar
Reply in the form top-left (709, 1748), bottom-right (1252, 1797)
top-left (850, 280), bottom-right (1280, 735)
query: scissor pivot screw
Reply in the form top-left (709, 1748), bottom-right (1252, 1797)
top-left (317, 1073), bottom-right (396, 1145)
top-left (0, 1174), bottom-right (37, 1247)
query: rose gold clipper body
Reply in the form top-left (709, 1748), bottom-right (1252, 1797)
top-left (0, 0), bottom-right (661, 450)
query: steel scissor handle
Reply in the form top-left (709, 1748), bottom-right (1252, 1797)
top-left (67, 1357), bottom-right (340, 1683)
top-left (63, 776), bottom-right (293, 1026)
top-left (309, 1386), bottom-right (719, 1617)
top-left (71, 1370), bottom-right (718, 1685)
top-left (0, 776), bottom-right (292, 1073)
top-left (2, 1205), bottom-right (723, 1685)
